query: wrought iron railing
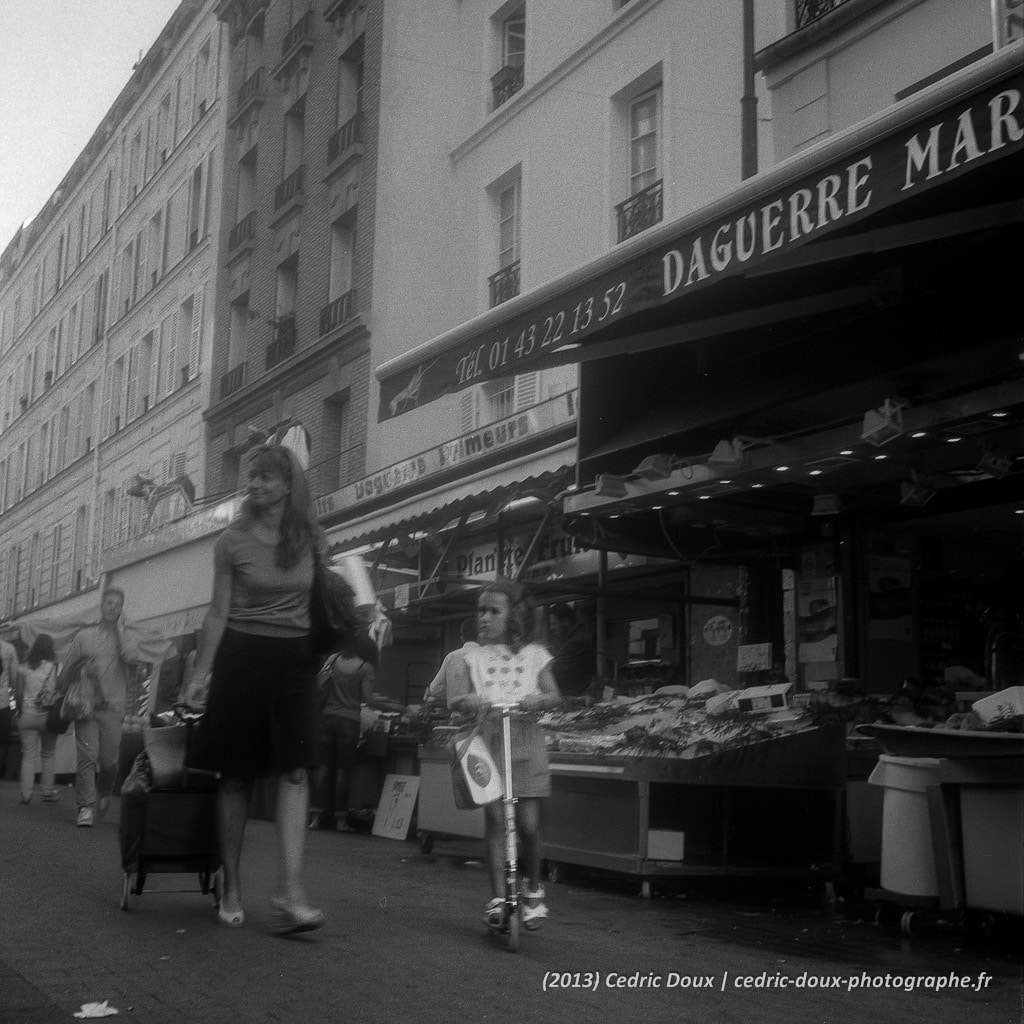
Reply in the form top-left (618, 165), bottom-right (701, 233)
top-left (488, 260), bottom-right (520, 308)
top-left (319, 289), bottom-right (356, 336)
top-left (327, 111), bottom-right (363, 164)
top-left (795, 0), bottom-right (851, 30)
top-left (220, 363), bottom-right (246, 399)
top-left (491, 63), bottom-right (524, 109)
top-left (281, 9), bottom-right (313, 57)
top-left (237, 67), bottom-right (264, 110)
top-left (265, 314), bottom-right (296, 368)
top-left (227, 210), bottom-right (255, 251)
top-left (273, 164), bottom-right (305, 210)
top-left (615, 179), bottom-right (663, 243)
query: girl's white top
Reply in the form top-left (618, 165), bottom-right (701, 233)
top-left (463, 643), bottom-right (551, 704)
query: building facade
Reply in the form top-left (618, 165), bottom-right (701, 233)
top-left (205, 0), bottom-right (381, 503)
top-left (0, 0), bottom-right (227, 622)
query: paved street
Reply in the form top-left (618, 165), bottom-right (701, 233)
top-left (1, 778), bottom-right (1020, 1024)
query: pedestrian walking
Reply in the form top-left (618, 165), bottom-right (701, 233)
top-left (0, 636), bottom-right (18, 781)
top-left (310, 634), bottom-right (387, 832)
top-left (186, 444), bottom-right (324, 934)
top-left (547, 603), bottom-right (596, 697)
top-left (63, 588), bottom-right (140, 827)
top-left (446, 579), bottom-right (562, 931)
top-left (14, 635), bottom-right (60, 805)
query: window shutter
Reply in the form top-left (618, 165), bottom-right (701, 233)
top-left (180, 64), bottom-right (194, 136)
top-left (119, 482), bottom-right (131, 544)
top-left (101, 365), bottom-right (114, 437)
top-left (513, 372), bottom-right (539, 410)
top-left (460, 388), bottom-right (479, 433)
top-left (164, 310), bottom-right (179, 395)
top-left (188, 287), bottom-right (204, 379)
top-left (71, 393), bottom-right (85, 460)
top-left (126, 346), bottom-right (139, 422)
top-left (151, 323), bottom-right (162, 404)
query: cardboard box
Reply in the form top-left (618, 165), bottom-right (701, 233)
top-left (647, 829), bottom-right (685, 861)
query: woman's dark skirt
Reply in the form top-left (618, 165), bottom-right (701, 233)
top-left (192, 628), bottom-right (319, 780)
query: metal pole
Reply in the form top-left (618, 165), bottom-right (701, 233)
top-left (741, 0), bottom-right (759, 180)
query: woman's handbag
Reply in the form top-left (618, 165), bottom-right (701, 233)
top-left (45, 655), bottom-right (90, 734)
top-left (309, 551), bottom-right (359, 658)
top-left (447, 716), bottom-right (503, 809)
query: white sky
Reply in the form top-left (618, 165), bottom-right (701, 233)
top-left (0, 0), bottom-right (184, 252)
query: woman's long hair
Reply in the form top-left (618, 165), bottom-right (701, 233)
top-left (478, 578), bottom-right (533, 653)
top-left (26, 634), bottom-right (56, 669)
top-left (238, 444), bottom-right (323, 570)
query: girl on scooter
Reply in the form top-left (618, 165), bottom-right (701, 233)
top-left (447, 579), bottom-right (562, 930)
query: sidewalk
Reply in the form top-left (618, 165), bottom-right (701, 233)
top-left (1, 778), bottom-right (1019, 1024)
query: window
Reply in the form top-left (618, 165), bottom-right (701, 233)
top-left (188, 163), bottom-right (205, 250)
top-left (50, 524), bottom-right (62, 602)
top-left (169, 450), bottom-right (187, 480)
top-left (227, 296), bottom-right (250, 374)
top-left (195, 39), bottom-right (212, 121)
top-left (101, 488), bottom-right (117, 550)
top-left (322, 395), bottom-right (355, 491)
top-left (492, 7), bottom-right (525, 109)
top-left (148, 212), bottom-right (164, 288)
top-left (128, 130), bottom-right (143, 201)
top-left (94, 269), bottom-right (109, 341)
top-left (282, 99), bottom-right (305, 180)
top-left (629, 89), bottom-right (660, 195)
top-left (322, 215), bottom-right (356, 333)
top-left (488, 173), bottom-right (521, 308)
top-left (615, 79), bottom-right (664, 242)
top-left (71, 504), bottom-right (88, 590)
top-left (158, 91), bottom-right (173, 164)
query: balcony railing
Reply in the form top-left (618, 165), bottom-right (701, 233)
top-left (327, 111), bottom-right (363, 165)
top-left (273, 164), bottom-right (305, 210)
top-left (236, 67), bottom-right (264, 111)
top-left (488, 260), bottom-right (520, 308)
top-left (615, 179), bottom-right (663, 243)
top-left (220, 363), bottom-right (246, 399)
top-left (265, 314), bottom-right (296, 368)
top-left (795, 0), bottom-right (852, 30)
top-left (491, 63), bottom-right (524, 109)
top-left (281, 9), bottom-right (313, 58)
top-left (319, 290), bottom-right (356, 336)
top-left (227, 211), bottom-right (256, 251)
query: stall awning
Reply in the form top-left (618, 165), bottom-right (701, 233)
top-left (376, 47), bottom-right (1023, 422)
top-left (324, 442), bottom-right (576, 552)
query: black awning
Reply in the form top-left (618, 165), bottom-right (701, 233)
top-left (376, 50), bottom-right (1023, 422)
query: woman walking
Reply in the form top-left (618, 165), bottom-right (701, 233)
top-left (15, 634), bottom-right (60, 805)
top-left (446, 579), bottom-right (561, 930)
top-left (187, 444), bottom-right (324, 934)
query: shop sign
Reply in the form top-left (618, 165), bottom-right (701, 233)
top-left (314, 393), bottom-right (575, 519)
top-left (104, 495), bottom-right (244, 571)
top-left (992, 0), bottom-right (1024, 48)
top-left (378, 70), bottom-right (1023, 420)
top-left (703, 616), bottom-right (734, 647)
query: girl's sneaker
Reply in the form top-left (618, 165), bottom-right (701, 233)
top-left (484, 897), bottom-right (504, 930)
top-left (522, 885), bottom-right (548, 930)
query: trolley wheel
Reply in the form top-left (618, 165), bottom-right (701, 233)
top-left (120, 873), bottom-right (132, 911)
top-left (419, 832), bottom-right (435, 854)
top-left (874, 902), bottom-right (899, 928)
top-left (900, 910), bottom-right (921, 937)
top-left (506, 905), bottom-right (521, 953)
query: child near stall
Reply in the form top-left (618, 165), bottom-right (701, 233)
top-left (446, 579), bottom-right (562, 930)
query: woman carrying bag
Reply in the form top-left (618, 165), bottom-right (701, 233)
top-left (185, 444), bottom-right (325, 934)
top-left (15, 634), bottom-right (60, 805)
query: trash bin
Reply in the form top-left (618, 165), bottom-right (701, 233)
top-left (868, 755), bottom-right (942, 897)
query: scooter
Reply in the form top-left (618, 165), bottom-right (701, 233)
top-left (490, 701), bottom-right (522, 952)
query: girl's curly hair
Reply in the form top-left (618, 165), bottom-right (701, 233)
top-left (477, 577), bottom-right (534, 652)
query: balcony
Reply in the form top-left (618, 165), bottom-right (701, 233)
top-left (795, 0), bottom-right (852, 30)
top-left (230, 67), bottom-right (265, 127)
top-left (488, 260), bottom-right (520, 308)
top-left (491, 63), bottom-right (524, 109)
top-left (319, 289), bottom-right (356, 336)
top-left (273, 164), bottom-right (306, 212)
top-left (219, 363), bottom-right (246, 399)
top-left (282, 9), bottom-right (313, 58)
top-left (265, 314), bottom-right (296, 368)
top-left (227, 210), bottom-right (256, 253)
top-left (327, 111), bottom-right (363, 166)
top-left (615, 179), bottom-right (663, 243)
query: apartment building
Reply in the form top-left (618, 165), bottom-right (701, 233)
top-left (0, 0), bottom-right (227, 622)
top-left (205, 0), bottom-right (380, 502)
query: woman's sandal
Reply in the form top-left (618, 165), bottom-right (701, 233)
top-left (271, 898), bottom-right (325, 936)
top-left (217, 906), bottom-right (245, 928)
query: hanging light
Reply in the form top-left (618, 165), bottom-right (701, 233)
top-left (899, 473), bottom-right (936, 507)
top-left (633, 454), bottom-right (674, 480)
top-left (595, 473), bottom-right (628, 498)
top-left (861, 397), bottom-right (906, 446)
top-left (708, 438), bottom-right (745, 466)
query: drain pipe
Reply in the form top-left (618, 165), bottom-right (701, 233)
top-left (741, 0), bottom-right (759, 180)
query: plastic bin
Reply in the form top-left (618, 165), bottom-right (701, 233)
top-left (868, 755), bottom-right (942, 897)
